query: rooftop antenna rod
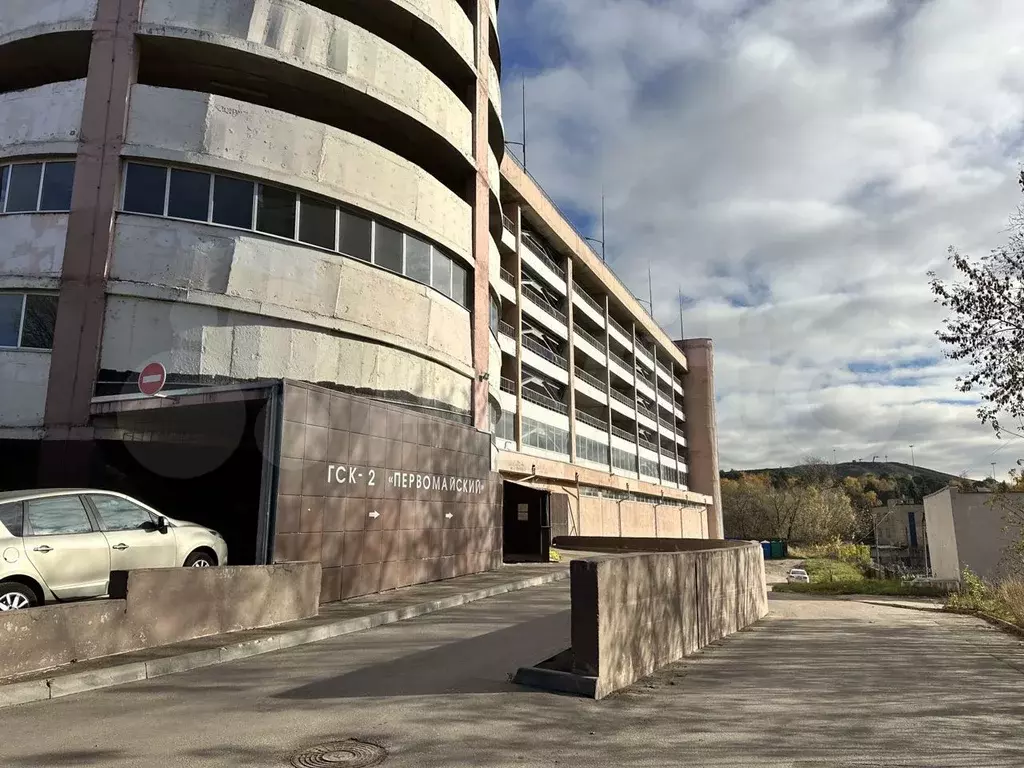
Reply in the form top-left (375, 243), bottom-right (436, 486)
top-left (647, 263), bottom-right (654, 320)
top-left (504, 77), bottom-right (528, 168)
top-left (678, 286), bottom-right (685, 340)
top-left (584, 188), bottom-right (606, 262)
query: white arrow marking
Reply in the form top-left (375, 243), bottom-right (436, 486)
top-left (368, 511), bottom-right (380, 519)
top-left (444, 512), bottom-right (454, 519)
top-left (141, 374), bottom-right (163, 384)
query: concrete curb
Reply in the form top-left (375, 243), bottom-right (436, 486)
top-left (0, 569), bottom-right (570, 710)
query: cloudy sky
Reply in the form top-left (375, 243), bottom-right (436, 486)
top-left (497, 0), bottom-right (1024, 480)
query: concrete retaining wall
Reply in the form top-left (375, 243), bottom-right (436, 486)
top-left (569, 540), bottom-right (767, 699)
top-left (0, 562), bottom-right (320, 679)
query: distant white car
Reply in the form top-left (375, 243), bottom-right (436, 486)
top-left (787, 568), bottom-right (810, 583)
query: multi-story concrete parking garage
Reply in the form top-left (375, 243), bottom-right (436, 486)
top-left (0, 0), bottom-right (723, 601)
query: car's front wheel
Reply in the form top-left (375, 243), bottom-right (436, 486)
top-left (184, 550), bottom-right (217, 568)
top-left (0, 582), bottom-right (38, 611)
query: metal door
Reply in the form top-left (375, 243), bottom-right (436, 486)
top-left (22, 495), bottom-right (111, 599)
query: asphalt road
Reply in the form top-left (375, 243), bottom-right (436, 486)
top-left (3, 584), bottom-right (1024, 767)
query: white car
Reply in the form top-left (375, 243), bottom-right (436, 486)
top-left (787, 568), bottom-right (810, 583)
top-left (0, 488), bottom-right (228, 611)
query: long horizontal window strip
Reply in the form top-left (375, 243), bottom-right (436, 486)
top-left (0, 160), bottom-right (76, 215)
top-left (119, 162), bottom-right (470, 308)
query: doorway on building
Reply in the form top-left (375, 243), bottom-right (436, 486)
top-left (502, 480), bottom-right (550, 563)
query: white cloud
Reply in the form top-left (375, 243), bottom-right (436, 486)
top-left (499, 0), bottom-right (1024, 480)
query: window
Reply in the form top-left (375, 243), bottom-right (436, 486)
top-left (640, 457), bottom-right (659, 479)
top-left (0, 293), bottom-right (58, 350)
top-left (212, 175), bottom-right (254, 229)
top-left (116, 162), bottom-right (472, 307)
top-left (256, 184), bottom-right (296, 238)
top-left (339, 210), bottom-right (371, 261)
top-left (299, 195), bottom-right (336, 249)
top-left (522, 416), bottom-right (569, 456)
top-left (489, 295), bottom-right (500, 336)
top-left (576, 435), bottom-right (609, 465)
top-left (5, 163), bottom-right (43, 212)
top-left (451, 262), bottom-right (468, 306)
top-left (374, 224), bottom-right (404, 273)
top-left (432, 248), bottom-right (452, 297)
top-left (612, 447), bottom-right (637, 473)
top-left (26, 496), bottom-right (93, 536)
top-left (405, 236), bottom-right (432, 283)
top-left (123, 163), bottom-right (167, 215)
top-left (167, 168), bottom-right (211, 221)
top-left (38, 162), bottom-right (75, 211)
top-left (0, 166), bottom-right (7, 209)
top-left (0, 501), bottom-right (23, 537)
top-left (90, 495), bottom-right (154, 532)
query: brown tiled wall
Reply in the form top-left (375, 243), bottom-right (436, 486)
top-left (275, 382), bottom-right (503, 602)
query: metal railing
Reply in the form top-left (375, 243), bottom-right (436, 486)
top-left (639, 437), bottom-right (658, 452)
top-left (635, 366), bottom-right (655, 386)
top-left (505, 152), bottom-right (657, 323)
top-left (522, 284), bottom-right (567, 323)
top-left (611, 425), bottom-right (635, 442)
top-left (522, 233), bottom-right (566, 279)
top-left (521, 387), bottom-right (568, 415)
top-left (575, 409), bottom-right (607, 431)
top-left (659, 418), bottom-right (675, 433)
top-left (609, 388), bottom-right (634, 407)
top-left (501, 213), bottom-right (515, 232)
top-left (608, 316), bottom-right (631, 339)
top-left (657, 361), bottom-right (672, 379)
top-left (500, 267), bottom-right (515, 286)
top-left (574, 367), bottom-right (605, 390)
top-left (522, 336), bottom-right (567, 369)
top-left (661, 448), bottom-right (678, 462)
top-left (500, 377), bottom-right (515, 395)
top-left (574, 324), bottom-right (604, 351)
top-left (635, 344), bottom-right (654, 365)
top-left (498, 320), bottom-right (515, 338)
top-left (636, 402), bottom-right (656, 420)
top-left (609, 350), bottom-right (632, 372)
top-left (572, 282), bottom-right (603, 314)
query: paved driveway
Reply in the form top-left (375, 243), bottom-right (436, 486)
top-left (2, 586), bottom-right (1024, 767)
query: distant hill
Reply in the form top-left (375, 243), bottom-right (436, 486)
top-left (722, 461), bottom-right (959, 485)
top-left (719, 460), bottom-right (987, 503)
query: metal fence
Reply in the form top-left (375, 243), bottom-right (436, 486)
top-left (522, 284), bottom-right (567, 323)
top-left (574, 367), bottom-right (605, 390)
top-left (575, 409), bottom-right (607, 430)
top-left (521, 387), bottom-right (568, 415)
top-left (498, 320), bottom-right (515, 338)
top-left (522, 336), bottom-right (567, 369)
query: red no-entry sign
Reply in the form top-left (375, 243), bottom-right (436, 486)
top-left (138, 362), bottom-right (167, 396)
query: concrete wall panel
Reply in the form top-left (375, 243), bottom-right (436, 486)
top-left (0, 214), bottom-right (68, 278)
top-left (124, 86), bottom-right (472, 260)
top-left (0, 80), bottom-right (86, 159)
top-left (923, 489), bottom-right (960, 582)
top-left (394, 0), bottom-right (474, 67)
top-left (139, 0), bottom-right (472, 157)
top-left (109, 215), bottom-right (471, 367)
top-left (99, 296), bottom-right (473, 412)
top-left (0, 0), bottom-right (97, 45)
top-left (949, 490), bottom-right (1024, 582)
top-left (568, 541), bottom-right (767, 698)
top-left (0, 562), bottom-right (321, 679)
top-left (0, 351), bottom-right (51, 427)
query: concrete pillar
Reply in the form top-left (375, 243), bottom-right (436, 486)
top-left (566, 258), bottom-right (577, 462)
top-left (43, 0), bottom-right (142, 434)
top-left (678, 339), bottom-right (723, 538)
top-left (469, 0), bottom-right (493, 431)
top-left (513, 206), bottom-right (524, 451)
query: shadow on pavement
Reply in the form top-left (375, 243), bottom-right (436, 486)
top-left (275, 610), bottom-right (571, 699)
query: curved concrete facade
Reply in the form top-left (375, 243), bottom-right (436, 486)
top-left (138, 0), bottom-right (474, 160)
top-left (395, 0), bottom-right (474, 68)
top-left (0, 80), bottom-right (85, 160)
top-left (0, 0), bottom-right (97, 46)
top-left (124, 85), bottom-right (474, 263)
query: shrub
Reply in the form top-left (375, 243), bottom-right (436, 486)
top-left (996, 579), bottom-right (1024, 625)
top-left (803, 557), bottom-right (865, 583)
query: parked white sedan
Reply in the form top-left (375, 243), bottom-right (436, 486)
top-left (787, 568), bottom-right (811, 583)
top-left (0, 488), bottom-right (228, 610)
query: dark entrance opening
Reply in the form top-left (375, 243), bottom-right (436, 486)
top-left (27, 385), bottom-right (280, 566)
top-left (502, 480), bottom-right (550, 563)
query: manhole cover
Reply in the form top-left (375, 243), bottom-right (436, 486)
top-left (291, 740), bottom-right (388, 767)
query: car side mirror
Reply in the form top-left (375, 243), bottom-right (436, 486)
top-left (155, 516), bottom-right (168, 533)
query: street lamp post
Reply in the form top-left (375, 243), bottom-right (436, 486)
top-left (909, 444), bottom-right (915, 467)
